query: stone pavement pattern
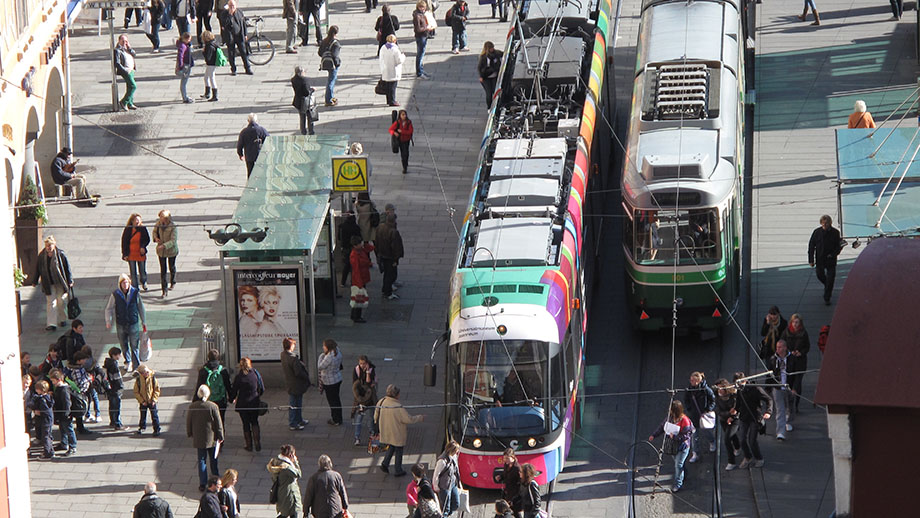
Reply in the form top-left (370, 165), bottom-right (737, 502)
top-left (24, 1), bottom-right (504, 516)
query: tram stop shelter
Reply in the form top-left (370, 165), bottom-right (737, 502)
top-left (814, 238), bottom-right (920, 518)
top-left (835, 127), bottom-right (920, 242)
top-left (217, 134), bottom-right (349, 384)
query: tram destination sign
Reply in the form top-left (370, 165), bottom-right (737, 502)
top-left (85, 0), bottom-right (150, 8)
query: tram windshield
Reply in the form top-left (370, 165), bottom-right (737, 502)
top-left (630, 208), bottom-right (720, 265)
top-left (456, 340), bottom-right (561, 437)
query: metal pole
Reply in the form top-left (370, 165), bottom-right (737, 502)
top-left (108, 12), bottom-right (118, 111)
top-left (62, 25), bottom-right (74, 150)
top-left (308, 250), bottom-right (317, 381)
top-left (220, 252), bottom-right (233, 362)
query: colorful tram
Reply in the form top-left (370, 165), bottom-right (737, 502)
top-left (621, 0), bottom-right (747, 331)
top-left (432, 0), bottom-right (614, 489)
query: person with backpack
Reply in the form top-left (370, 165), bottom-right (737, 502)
top-left (236, 113), bottom-right (269, 177)
top-left (446, 0), bottom-right (469, 54)
top-left (105, 273), bottom-right (147, 373)
top-left (648, 400), bottom-right (694, 492)
top-left (57, 319), bottom-right (87, 365)
top-left (78, 346), bottom-right (107, 424)
top-left (104, 347), bottom-right (126, 430)
top-left (477, 41), bottom-right (503, 108)
top-left (196, 348), bottom-right (232, 425)
top-left (64, 352), bottom-right (94, 435)
top-left (388, 110), bottom-right (414, 175)
top-left (134, 364), bottom-right (162, 436)
top-left (318, 26), bottom-right (342, 106)
top-left (230, 357), bottom-right (264, 451)
top-left (49, 369), bottom-right (78, 456)
top-left (291, 66), bottom-right (317, 136)
top-left (433, 440), bottom-right (462, 517)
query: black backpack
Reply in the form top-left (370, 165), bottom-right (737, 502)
top-left (369, 204), bottom-right (381, 228)
top-left (64, 378), bottom-right (88, 418)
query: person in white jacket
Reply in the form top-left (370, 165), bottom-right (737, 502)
top-left (378, 35), bottom-right (406, 107)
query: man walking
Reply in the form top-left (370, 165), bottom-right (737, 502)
top-left (105, 273), bottom-right (147, 372)
top-left (237, 113), bottom-right (270, 177)
top-left (299, 0), bottom-right (324, 46)
top-left (188, 385), bottom-right (224, 492)
top-left (133, 482), bottom-right (174, 518)
top-left (375, 384), bottom-right (424, 476)
top-left (375, 214), bottom-right (404, 300)
top-left (281, 337), bottom-right (311, 430)
top-left (114, 34), bottom-right (138, 110)
top-left (282, 0), bottom-right (299, 53)
top-left (196, 476), bottom-right (223, 518)
top-left (221, 0), bottom-right (252, 76)
top-left (31, 236), bottom-right (73, 332)
top-left (733, 372), bottom-right (772, 469)
top-left (195, 349), bottom-right (232, 425)
top-left (767, 340), bottom-right (793, 441)
top-left (304, 455), bottom-right (350, 518)
top-left (807, 214), bottom-right (843, 305)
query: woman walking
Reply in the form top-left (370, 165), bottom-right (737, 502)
top-left (375, 4), bottom-right (400, 54)
top-left (318, 26), bottom-right (342, 106)
top-left (379, 35), bottom-right (406, 107)
top-left (200, 30), bottom-right (219, 102)
top-left (433, 441), bottom-right (462, 518)
top-left (848, 100), bottom-right (877, 128)
top-left (176, 32), bottom-right (195, 103)
top-left (797, 0), bottom-right (820, 25)
top-left (388, 109), bottom-right (414, 174)
top-left (152, 209), bottom-right (178, 298)
top-left (519, 463), bottom-right (543, 518)
top-left (121, 213), bottom-right (150, 291)
top-left (146, 0), bottom-right (165, 53)
top-left (267, 444), bottom-right (303, 518)
top-left (230, 357), bottom-right (264, 451)
top-left (780, 313), bottom-right (810, 416)
top-left (683, 371), bottom-right (715, 462)
top-left (349, 236), bottom-right (374, 323)
top-left (648, 400), bottom-right (694, 492)
top-left (318, 339), bottom-right (344, 426)
top-left (478, 41), bottom-right (503, 108)
top-left (291, 66), bottom-right (317, 135)
top-left (219, 469), bottom-right (241, 518)
top-left (351, 355), bottom-right (377, 445)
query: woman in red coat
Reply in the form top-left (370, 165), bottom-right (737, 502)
top-left (388, 110), bottom-right (414, 174)
top-left (349, 235), bottom-right (374, 323)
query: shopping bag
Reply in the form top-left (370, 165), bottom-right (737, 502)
top-left (374, 79), bottom-right (388, 96)
top-left (700, 410), bottom-right (716, 430)
top-left (458, 489), bottom-right (472, 513)
top-left (139, 331), bottom-right (153, 361)
top-left (215, 47), bottom-right (229, 67)
top-left (141, 10), bottom-right (152, 34)
top-left (350, 286), bottom-right (369, 308)
top-left (66, 288), bottom-right (82, 319)
top-left (367, 433), bottom-right (381, 454)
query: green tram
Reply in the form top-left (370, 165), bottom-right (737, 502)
top-left (621, 0), bottom-right (746, 330)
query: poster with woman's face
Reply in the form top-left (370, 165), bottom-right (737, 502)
top-left (233, 268), bottom-right (302, 361)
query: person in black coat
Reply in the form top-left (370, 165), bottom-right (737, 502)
top-left (195, 0), bottom-right (214, 46)
top-left (683, 371), bottom-right (715, 462)
top-left (374, 5), bottom-right (399, 53)
top-left (446, 0), bottom-right (470, 53)
top-left (477, 41), bottom-right (503, 108)
top-left (807, 214), bottom-right (843, 305)
top-left (779, 313), bottom-right (810, 414)
top-left (198, 477), bottom-right (223, 518)
top-left (759, 305), bottom-right (787, 361)
top-left (291, 66), bottom-right (316, 136)
top-left (713, 379), bottom-right (742, 470)
top-left (733, 372), bottom-right (772, 469)
top-left (220, 0), bottom-right (251, 75)
top-left (195, 349), bottom-right (233, 424)
top-left (337, 213), bottom-right (362, 289)
top-left (31, 381), bottom-right (55, 459)
top-left (201, 30), bottom-right (220, 101)
top-left (236, 113), bottom-right (270, 177)
top-left (146, 0), bottom-right (166, 52)
top-left (230, 357), bottom-right (264, 451)
top-left (121, 213), bottom-right (151, 290)
top-left (133, 482), bottom-right (175, 518)
top-left (32, 236), bottom-right (73, 331)
top-left (299, 0), bottom-right (325, 46)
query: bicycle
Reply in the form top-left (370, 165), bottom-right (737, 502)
top-left (245, 15), bottom-right (275, 66)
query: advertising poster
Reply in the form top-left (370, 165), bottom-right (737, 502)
top-left (233, 267), bottom-right (302, 361)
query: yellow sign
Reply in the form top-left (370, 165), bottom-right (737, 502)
top-left (332, 155), bottom-right (369, 192)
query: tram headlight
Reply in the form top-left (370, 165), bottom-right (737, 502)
top-left (527, 437), bottom-right (537, 448)
top-left (472, 438), bottom-right (482, 448)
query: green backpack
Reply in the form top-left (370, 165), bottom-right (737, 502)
top-left (215, 47), bottom-right (229, 67)
top-left (205, 365), bottom-right (227, 402)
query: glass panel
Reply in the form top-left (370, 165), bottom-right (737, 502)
top-left (632, 208), bottom-right (721, 265)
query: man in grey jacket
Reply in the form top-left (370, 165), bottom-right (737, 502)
top-left (133, 482), bottom-right (174, 518)
top-left (187, 385), bottom-right (224, 492)
top-left (304, 455), bottom-right (349, 518)
top-left (281, 337), bottom-right (311, 430)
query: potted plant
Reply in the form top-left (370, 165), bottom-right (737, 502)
top-left (15, 175), bottom-right (47, 278)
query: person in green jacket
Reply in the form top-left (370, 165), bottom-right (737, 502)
top-left (267, 444), bottom-right (302, 518)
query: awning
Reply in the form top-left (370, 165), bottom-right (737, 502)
top-left (220, 134), bottom-right (349, 258)
top-left (835, 127), bottom-right (920, 239)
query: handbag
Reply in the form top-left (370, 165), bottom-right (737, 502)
top-left (67, 288), bottom-right (82, 319)
top-left (458, 489), bottom-right (472, 513)
top-left (376, 29), bottom-right (384, 43)
top-left (257, 400), bottom-right (269, 416)
top-left (141, 9), bottom-right (152, 34)
top-left (269, 477), bottom-right (279, 504)
top-left (700, 410), bottom-right (716, 429)
top-left (374, 79), bottom-right (388, 96)
top-left (367, 433), bottom-right (381, 454)
top-left (661, 434), bottom-right (680, 456)
top-left (139, 331), bottom-right (153, 362)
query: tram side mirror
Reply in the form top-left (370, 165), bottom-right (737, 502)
top-left (423, 332), bottom-right (449, 387)
top-left (424, 363), bottom-right (437, 387)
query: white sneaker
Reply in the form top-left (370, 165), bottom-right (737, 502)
top-left (353, 438), bottom-right (361, 446)
top-left (777, 433), bottom-right (786, 441)
top-left (725, 463), bottom-right (737, 471)
top-left (785, 423), bottom-right (793, 432)
top-left (386, 293), bottom-right (400, 300)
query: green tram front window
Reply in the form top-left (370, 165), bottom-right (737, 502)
top-left (632, 208), bottom-right (721, 265)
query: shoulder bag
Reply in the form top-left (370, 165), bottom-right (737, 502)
top-left (67, 287), bottom-right (82, 319)
top-left (661, 434), bottom-right (680, 455)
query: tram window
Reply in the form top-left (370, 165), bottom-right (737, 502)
top-left (550, 352), bottom-right (564, 430)
top-left (632, 208), bottom-right (720, 265)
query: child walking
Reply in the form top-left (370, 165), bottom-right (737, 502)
top-left (134, 364), bottom-right (162, 436)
